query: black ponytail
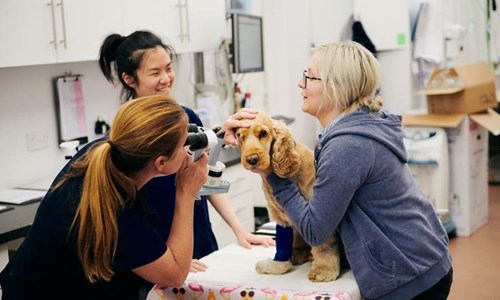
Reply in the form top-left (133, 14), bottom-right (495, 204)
top-left (98, 30), bottom-right (176, 101)
top-left (99, 34), bottom-right (126, 84)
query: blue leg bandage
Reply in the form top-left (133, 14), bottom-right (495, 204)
top-left (273, 224), bottom-right (293, 262)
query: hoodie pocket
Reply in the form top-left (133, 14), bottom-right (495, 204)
top-left (361, 241), bottom-right (397, 295)
top-left (364, 241), bottom-right (394, 274)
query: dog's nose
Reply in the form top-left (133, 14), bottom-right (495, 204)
top-left (246, 154), bottom-right (260, 166)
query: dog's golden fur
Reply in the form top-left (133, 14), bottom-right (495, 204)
top-left (235, 112), bottom-right (341, 282)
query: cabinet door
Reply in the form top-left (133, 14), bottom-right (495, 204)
top-left (121, 0), bottom-right (178, 46)
top-left (122, 0), bottom-right (226, 53)
top-left (175, 0), bottom-right (226, 53)
top-left (55, 0), bottom-right (123, 63)
top-left (0, 0), bottom-right (123, 67)
top-left (310, 0), bottom-right (353, 47)
top-left (353, 0), bottom-right (409, 50)
top-left (0, 0), bottom-right (57, 67)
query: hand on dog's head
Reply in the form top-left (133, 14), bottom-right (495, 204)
top-left (236, 112), bottom-right (300, 178)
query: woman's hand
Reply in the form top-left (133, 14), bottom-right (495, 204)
top-left (223, 108), bottom-right (258, 146)
top-left (175, 152), bottom-right (209, 199)
top-left (189, 259), bottom-right (208, 273)
top-left (236, 231), bottom-right (276, 249)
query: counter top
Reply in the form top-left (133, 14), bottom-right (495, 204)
top-left (0, 201), bottom-right (40, 245)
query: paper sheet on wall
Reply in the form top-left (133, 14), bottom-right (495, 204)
top-left (55, 76), bottom-right (88, 142)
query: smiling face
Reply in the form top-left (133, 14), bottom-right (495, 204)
top-left (124, 46), bottom-right (175, 98)
top-left (298, 53), bottom-right (324, 118)
top-left (235, 112), bottom-right (274, 171)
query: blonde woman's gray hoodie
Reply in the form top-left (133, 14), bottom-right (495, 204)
top-left (267, 108), bottom-right (452, 300)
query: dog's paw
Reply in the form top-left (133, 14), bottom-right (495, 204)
top-left (308, 263), bottom-right (340, 282)
top-left (290, 247), bottom-right (311, 265)
top-left (255, 258), bottom-right (293, 275)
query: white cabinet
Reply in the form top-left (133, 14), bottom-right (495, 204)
top-left (0, 0), bottom-right (122, 68)
top-left (123, 0), bottom-right (226, 53)
top-left (55, 0), bottom-right (123, 63)
top-left (121, 0), bottom-right (177, 45)
top-left (175, 0), bottom-right (227, 53)
top-left (208, 163), bottom-right (263, 248)
top-left (309, 0), bottom-right (353, 47)
top-left (353, 0), bottom-right (410, 50)
top-left (0, 0), bottom-right (226, 68)
top-left (0, 0), bottom-right (57, 67)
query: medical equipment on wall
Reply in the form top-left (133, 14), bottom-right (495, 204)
top-left (184, 124), bottom-right (231, 198)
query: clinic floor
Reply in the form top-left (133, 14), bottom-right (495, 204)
top-left (447, 184), bottom-right (500, 300)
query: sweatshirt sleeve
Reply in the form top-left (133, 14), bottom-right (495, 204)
top-left (267, 135), bottom-right (372, 246)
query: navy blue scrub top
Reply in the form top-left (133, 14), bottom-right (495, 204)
top-left (53, 106), bottom-right (218, 259)
top-left (0, 106), bottom-right (218, 299)
top-left (0, 176), bottom-right (166, 300)
top-left (147, 107), bottom-right (218, 259)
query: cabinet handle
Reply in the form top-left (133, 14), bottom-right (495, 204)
top-left (57, 0), bottom-right (67, 49)
top-left (184, 0), bottom-right (190, 42)
top-left (47, 0), bottom-right (58, 50)
top-left (176, 0), bottom-right (190, 42)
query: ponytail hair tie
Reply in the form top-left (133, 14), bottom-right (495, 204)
top-left (107, 140), bottom-right (116, 151)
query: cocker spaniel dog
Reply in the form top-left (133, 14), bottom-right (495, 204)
top-left (235, 112), bottom-right (342, 282)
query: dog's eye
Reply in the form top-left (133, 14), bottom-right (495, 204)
top-left (236, 132), bottom-right (245, 140)
top-left (258, 130), bottom-right (267, 139)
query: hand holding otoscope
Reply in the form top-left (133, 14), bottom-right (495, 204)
top-left (184, 124), bottom-right (231, 199)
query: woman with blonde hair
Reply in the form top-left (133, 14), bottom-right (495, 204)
top-left (241, 41), bottom-right (453, 299)
top-left (0, 95), bottom-right (209, 299)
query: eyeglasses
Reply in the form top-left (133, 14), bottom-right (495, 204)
top-left (303, 70), bottom-right (321, 88)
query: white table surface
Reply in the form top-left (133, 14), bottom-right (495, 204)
top-left (147, 243), bottom-right (361, 300)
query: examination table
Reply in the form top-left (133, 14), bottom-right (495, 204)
top-left (146, 243), bottom-right (361, 300)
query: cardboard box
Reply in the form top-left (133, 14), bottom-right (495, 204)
top-left (405, 61), bottom-right (500, 236)
top-left (418, 62), bottom-right (497, 114)
top-left (403, 111), bottom-right (500, 236)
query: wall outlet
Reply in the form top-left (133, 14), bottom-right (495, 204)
top-left (26, 131), bottom-right (50, 152)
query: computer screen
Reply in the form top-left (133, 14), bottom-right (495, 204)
top-left (231, 13), bottom-right (264, 73)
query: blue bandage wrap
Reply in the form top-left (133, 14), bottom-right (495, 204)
top-left (273, 224), bottom-right (293, 262)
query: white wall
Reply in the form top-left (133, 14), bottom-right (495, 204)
top-left (0, 56), bottom-right (195, 188)
top-left (0, 61), bottom-right (120, 188)
top-left (262, 0), bottom-right (318, 148)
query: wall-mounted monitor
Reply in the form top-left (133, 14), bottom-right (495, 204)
top-left (230, 13), bottom-right (264, 73)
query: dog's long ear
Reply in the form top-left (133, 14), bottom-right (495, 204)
top-left (271, 119), bottom-right (300, 178)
